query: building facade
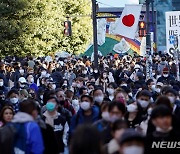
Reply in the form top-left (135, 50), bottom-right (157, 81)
top-left (154, 0), bottom-right (180, 51)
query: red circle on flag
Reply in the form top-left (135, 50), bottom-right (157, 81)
top-left (122, 14), bottom-right (135, 27)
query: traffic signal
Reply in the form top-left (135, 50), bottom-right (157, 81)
top-left (64, 21), bottom-right (72, 36)
top-left (138, 21), bottom-right (146, 37)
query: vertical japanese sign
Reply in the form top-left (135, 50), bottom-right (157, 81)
top-left (166, 11), bottom-right (180, 56)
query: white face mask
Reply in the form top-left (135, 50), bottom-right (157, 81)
top-left (83, 70), bottom-right (87, 74)
top-left (80, 101), bottom-right (91, 111)
top-left (151, 85), bottom-right (156, 91)
top-left (52, 84), bottom-right (56, 90)
top-left (127, 104), bottom-right (138, 113)
top-left (10, 98), bottom-right (18, 104)
top-left (101, 111), bottom-right (110, 121)
top-left (155, 88), bottom-right (161, 93)
top-left (123, 146), bottom-right (144, 154)
top-left (156, 126), bottom-right (173, 133)
top-left (168, 96), bottom-right (176, 104)
top-left (77, 83), bottom-right (81, 88)
top-left (94, 96), bottom-right (104, 104)
top-left (163, 74), bottom-right (168, 78)
top-left (72, 100), bottom-right (79, 106)
top-left (128, 93), bottom-right (133, 97)
top-left (94, 70), bottom-right (98, 73)
top-left (20, 83), bottom-right (25, 88)
top-left (0, 81), bottom-right (4, 87)
top-left (138, 99), bottom-right (149, 108)
top-left (152, 72), bottom-right (155, 76)
top-left (107, 88), bottom-right (115, 95)
top-left (147, 107), bottom-right (153, 115)
top-left (19, 69), bottom-right (24, 74)
top-left (41, 71), bottom-right (47, 76)
top-left (29, 78), bottom-right (34, 83)
top-left (72, 82), bottom-right (77, 87)
top-left (40, 95), bottom-right (43, 100)
top-left (121, 84), bottom-right (127, 87)
top-left (109, 115), bottom-right (120, 123)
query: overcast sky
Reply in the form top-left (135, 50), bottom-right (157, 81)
top-left (97, 0), bottom-right (139, 7)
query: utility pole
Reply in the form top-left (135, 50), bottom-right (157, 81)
top-left (92, 0), bottom-right (98, 68)
top-left (146, 0), bottom-right (152, 80)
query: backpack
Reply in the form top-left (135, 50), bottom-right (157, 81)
top-left (0, 123), bottom-right (27, 154)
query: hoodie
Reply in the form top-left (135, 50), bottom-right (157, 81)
top-left (12, 112), bottom-right (44, 154)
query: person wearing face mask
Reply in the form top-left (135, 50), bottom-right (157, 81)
top-left (4, 99), bottom-right (44, 154)
top-left (56, 88), bottom-right (75, 115)
top-left (6, 89), bottom-right (20, 113)
top-left (98, 101), bottom-right (126, 144)
top-left (27, 74), bottom-right (38, 93)
top-left (136, 90), bottom-right (152, 119)
top-left (0, 77), bottom-right (8, 95)
top-left (157, 67), bottom-right (175, 84)
top-left (125, 103), bottom-right (143, 129)
top-left (69, 95), bottom-right (100, 136)
top-left (42, 97), bottom-right (68, 154)
top-left (93, 69), bottom-right (100, 80)
top-left (146, 79), bottom-right (156, 93)
top-left (114, 88), bottom-right (128, 106)
top-left (13, 77), bottom-right (29, 90)
top-left (95, 72), bottom-right (109, 93)
top-left (94, 102), bottom-right (111, 143)
top-left (64, 69), bottom-right (76, 86)
top-left (71, 97), bottom-right (80, 113)
top-left (152, 82), bottom-right (163, 101)
top-left (106, 83), bottom-right (117, 101)
top-left (163, 88), bottom-right (180, 130)
top-left (145, 105), bottom-right (180, 154)
top-left (0, 90), bottom-right (5, 111)
top-left (118, 129), bottom-right (145, 154)
top-left (103, 119), bottom-right (128, 154)
top-left (93, 88), bottom-right (105, 113)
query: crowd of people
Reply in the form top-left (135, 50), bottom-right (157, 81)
top-left (0, 52), bottom-right (180, 154)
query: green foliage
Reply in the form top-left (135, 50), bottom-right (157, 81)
top-left (0, 0), bottom-right (92, 56)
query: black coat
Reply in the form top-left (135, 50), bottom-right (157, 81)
top-left (145, 129), bottom-right (180, 154)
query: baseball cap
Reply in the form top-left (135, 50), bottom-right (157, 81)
top-left (18, 77), bottom-right (27, 83)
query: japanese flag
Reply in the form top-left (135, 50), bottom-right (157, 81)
top-left (114, 4), bottom-right (142, 39)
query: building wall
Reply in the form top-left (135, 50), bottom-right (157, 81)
top-left (154, 0), bottom-right (174, 51)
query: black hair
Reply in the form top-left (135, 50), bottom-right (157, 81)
top-left (46, 96), bottom-right (59, 104)
top-left (81, 95), bottom-right (93, 103)
top-left (19, 99), bottom-right (38, 115)
top-left (108, 101), bottom-right (126, 115)
top-left (155, 96), bottom-right (172, 111)
top-left (108, 82), bottom-right (118, 89)
top-left (136, 90), bottom-right (151, 99)
top-left (151, 105), bottom-right (172, 120)
top-left (93, 87), bottom-right (103, 96)
top-left (112, 119), bottom-right (128, 133)
top-left (146, 79), bottom-right (154, 86)
top-left (79, 87), bottom-right (87, 96)
top-left (70, 125), bottom-right (102, 154)
top-left (7, 89), bottom-right (19, 98)
top-left (43, 90), bottom-right (56, 105)
top-left (164, 88), bottom-right (178, 96)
